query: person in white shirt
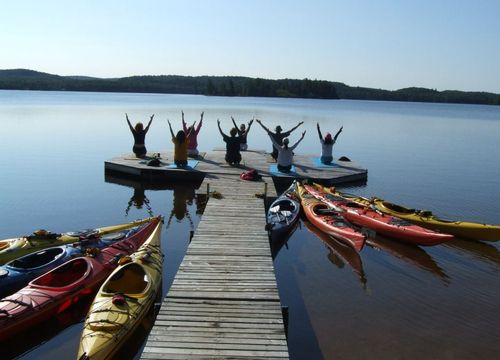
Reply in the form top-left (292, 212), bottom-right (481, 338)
top-left (317, 123), bottom-right (342, 164)
top-left (269, 131), bottom-right (306, 172)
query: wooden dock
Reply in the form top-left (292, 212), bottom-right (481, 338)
top-left (140, 176), bottom-right (290, 359)
top-left (105, 149), bottom-right (367, 185)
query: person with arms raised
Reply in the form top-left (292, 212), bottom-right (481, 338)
top-left (231, 116), bottom-right (254, 151)
top-left (168, 120), bottom-right (190, 167)
top-left (317, 123), bottom-right (343, 164)
top-left (182, 111), bottom-right (204, 157)
top-left (255, 119), bottom-right (303, 160)
top-left (126, 113), bottom-right (154, 158)
top-left (217, 119), bottom-right (242, 166)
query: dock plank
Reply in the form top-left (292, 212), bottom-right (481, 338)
top-left (141, 177), bottom-right (289, 359)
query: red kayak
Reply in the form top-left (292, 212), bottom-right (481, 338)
top-left (0, 216), bottom-right (162, 341)
top-left (304, 184), bottom-right (454, 246)
top-left (297, 183), bottom-right (366, 251)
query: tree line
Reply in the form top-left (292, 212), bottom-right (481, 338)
top-left (1, 69), bottom-right (499, 105)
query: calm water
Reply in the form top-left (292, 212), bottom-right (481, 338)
top-left (1, 90), bottom-right (499, 359)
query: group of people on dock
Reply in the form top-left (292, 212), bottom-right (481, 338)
top-left (126, 112), bottom-right (342, 172)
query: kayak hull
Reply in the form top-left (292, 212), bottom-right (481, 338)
top-left (0, 216), bottom-right (162, 342)
top-left (0, 217), bottom-right (156, 265)
top-left (78, 218), bottom-right (163, 360)
top-left (267, 182), bottom-right (301, 242)
top-left (297, 183), bottom-right (366, 251)
top-left (305, 184), bottom-right (454, 246)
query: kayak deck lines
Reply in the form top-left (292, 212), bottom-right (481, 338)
top-left (140, 177), bottom-right (289, 359)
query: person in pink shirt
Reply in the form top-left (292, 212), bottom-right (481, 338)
top-left (182, 111), bottom-right (204, 157)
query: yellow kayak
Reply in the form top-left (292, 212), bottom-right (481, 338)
top-left (78, 217), bottom-right (163, 360)
top-left (314, 183), bottom-right (500, 241)
top-left (0, 217), bottom-right (156, 265)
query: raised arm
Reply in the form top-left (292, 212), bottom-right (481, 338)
top-left (285, 121), bottom-right (304, 135)
top-left (231, 116), bottom-right (239, 131)
top-left (255, 119), bottom-right (271, 134)
top-left (217, 119), bottom-right (226, 137)
top-left (316, 122), bottom-right (323, 140)
top-left (246, 118), bottom-right (254, 133)
top-left (290, 130), bottom-right (306, 150)
top-left (145, 114), bottom-right (154, 132)
top-left (195, 112), bottom-right (204, 133)
top-left (126, 113), bottom-right (135, 132)
top-left (181, 111), bottom-right (188, 132)
top-left (333, 126), bottom-right (343, 142)
top-left (167, 120), bottom-right (175, 138)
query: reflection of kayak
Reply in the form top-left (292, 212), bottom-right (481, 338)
top-left (0, 216), bottom-right (162, 342)
top-left (271, 221), bottom-right (299, 260)
top-left (267, 182), bottom-right (301, 242)
top-left (0, 217), bottom-right (156, 265)
top-left (443, 238), bottom-right (500, 268)
top-left (366, 236), bottom-right (448, 282)
top-left (296, 183), bottom-right (366, 251)
top-left (315, 184), bottom-right (500, 241)
top-left (304, 221), bottom-right (367, 287)
top-left (0, 228), bottom-right (142, 299)
top-left (78, 217), bottom-right (163, 360)
top-left (306, 184), bottom-right (454, 246)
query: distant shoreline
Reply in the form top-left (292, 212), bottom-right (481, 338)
top-left (1, 69), bottom-right (499, 106)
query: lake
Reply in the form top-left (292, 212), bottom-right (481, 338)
top-left (0, 90), bottom-right (499, 359)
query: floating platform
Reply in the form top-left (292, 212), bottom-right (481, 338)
top-left (105, 149), bottom-right (367, 185)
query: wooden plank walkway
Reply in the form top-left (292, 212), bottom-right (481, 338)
top-left (140, 177), bottom-right (289, 359)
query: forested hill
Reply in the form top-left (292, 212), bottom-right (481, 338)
top-left (1, 69), bottom-right (499, 105)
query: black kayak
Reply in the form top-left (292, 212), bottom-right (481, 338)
top-left (267, 181), bottom-right (301, 242)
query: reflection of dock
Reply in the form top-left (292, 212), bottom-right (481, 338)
top-left (105, 149), bottom-right (367, 185)
top-left (140, 177), bottom-right (290, 359)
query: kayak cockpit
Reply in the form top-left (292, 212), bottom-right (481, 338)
top-left (7, 247), bottom-right (66, 270)
top-left (30, 257), bottom-right (91, 289)
top-left (102, 263), bottom-right (149, 296)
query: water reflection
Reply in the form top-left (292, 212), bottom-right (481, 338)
top-left (166, 184), bottom-right (196, 233)
top-left (0, 296), bottom-right (93, 359)
top-left (271, 222), bottom-right (299, 260)
top-left (125, 187), bottom-right (154, 217)
top-left (366, 236), bottom-right (449, 283)
top-left (444, 238), bottom-right (500, 269)
top-left (303, 220), bottom-right (368, 289)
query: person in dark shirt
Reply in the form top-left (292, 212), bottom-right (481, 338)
top-left (231, 116), bottom-right (254, 151)
top-left (217, 119), bottom-right (242, 165)
top-left (255, 119), bottom-right (303, 160)
top-left (126, 113), bottom-right (154, 158)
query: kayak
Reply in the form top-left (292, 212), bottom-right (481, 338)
top-left (267, 181), bottom-right (301, 242)
top-left (78, 217), bottom-right (163, 360)
top-left (304, 184), bottom-right (454, 246)
top-left (0, 225), bottom-right (144, 299)
top-left (0, 217), bottom-right (156, 265)
top-left (371, 198), bottom-right (500, 241)
top-left (296, 182), bottom-right (366, 252)
top-left (0, 216), bottom-right (162, 341)
top-left (314, 184), bottom-right (500, 241)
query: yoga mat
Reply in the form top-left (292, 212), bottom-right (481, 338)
top-left (167, 160), bottom-right (199, 169)
top-left (313, 157), bottom-right (337, 168)
top-left (269, 165), bottom-right (296, 176)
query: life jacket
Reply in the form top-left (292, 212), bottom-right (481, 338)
top-left (240, 168), bottom-right (261, 181)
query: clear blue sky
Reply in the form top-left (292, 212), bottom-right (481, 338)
top-left (2, 0), bottom-right (500, 93)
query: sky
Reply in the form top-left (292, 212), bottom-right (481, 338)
top-left (1, 0), bottom-right (500, 93)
